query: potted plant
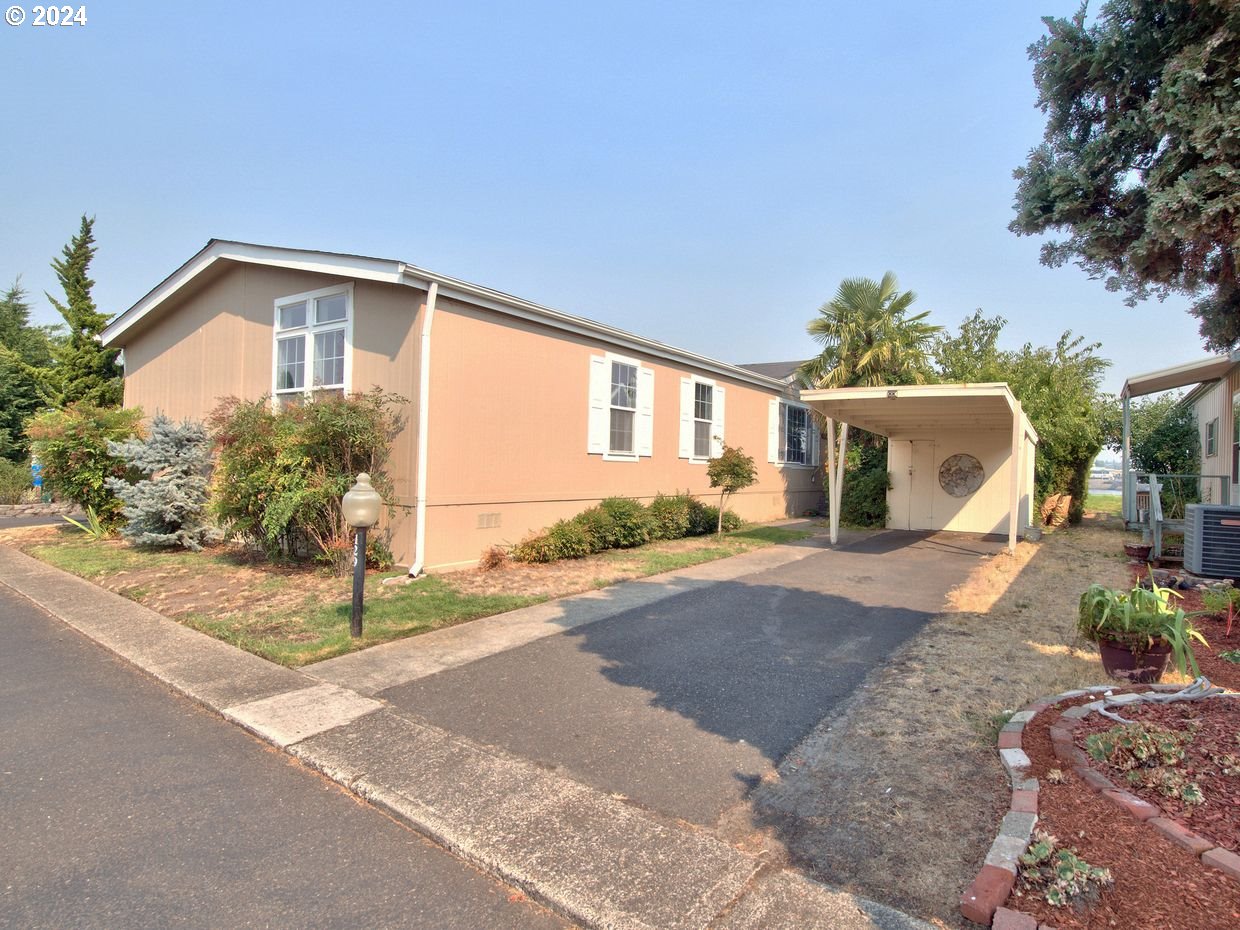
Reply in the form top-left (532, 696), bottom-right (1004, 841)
top-left (1078, 576), bottom-right (1207, 683)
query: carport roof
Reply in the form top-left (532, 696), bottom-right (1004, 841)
top-left (799, 382), bottom-right (1038, 443)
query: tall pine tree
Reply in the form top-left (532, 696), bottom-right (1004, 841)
top-left (49, 216), bottom-right (123, 407)
top-left (0, 281), bottom-right (54, 462)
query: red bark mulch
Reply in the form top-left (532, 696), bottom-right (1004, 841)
top-left (1010, 695), bottom-right (1240, 930)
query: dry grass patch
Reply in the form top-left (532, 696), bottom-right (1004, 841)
top-left (748, 511), bottom-right (1142, 929)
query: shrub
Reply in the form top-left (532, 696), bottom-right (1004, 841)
top-left (26, 403), bottom-right (144, 526)
top-left (648, 492), bottom-right (693, 540)
top-left (686, 498), bottom-right (714, 536)
top-left (510, 533), bottom-right (558, 563)
top-left (691, 504), bottom-right (741, 535)
top-left (838, 441), bottom-right (890, 527)
top-left (0, 459), bottom-right (30, 504)
top-left (599, 497), bottom-right (651, 548)
top-left (209, 390), bottom-right (406, 571)
top-left (573, 505), bottom-right (617, 552)
top-left (478, 545), bottom-right (510, 571)
top-left (106, 414), bottom-right (214, 550)
top-left (548, 519), bottom-right (592, 559)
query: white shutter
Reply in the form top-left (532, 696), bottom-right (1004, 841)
top-left (767, 398), bottom-right (780, 463)
top-left (678, 377), bottom-right (693, 459)
top-left (811, 419), bottom-right (820, 466)
top-left (711, 386), bottom-right (726, 457)
top-left (587, 356), bottom-right (608, 454)
top-left (636, 365), bottom-right (655, 457)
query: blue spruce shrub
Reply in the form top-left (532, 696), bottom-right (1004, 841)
top-left (107, 414), bottom-right (214, 550)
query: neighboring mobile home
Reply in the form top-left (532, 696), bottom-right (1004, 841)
top-left (101, 241), bottom-right (825, 571)
top-left (1119, 353), bottom-right (1240, 520)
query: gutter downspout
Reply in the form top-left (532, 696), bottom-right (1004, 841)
top-left (408, 281), bottom-right (439, 577)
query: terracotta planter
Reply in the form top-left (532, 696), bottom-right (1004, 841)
top-left (1124, 543), bottom-right (1153, 562)
top-left (1098, 638), bottom-right (1172, 683)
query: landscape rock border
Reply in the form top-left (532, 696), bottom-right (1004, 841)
top-left (0, 502), bottom-right (75, 517)
top-left (959, 685), bottom-right (1240, 928)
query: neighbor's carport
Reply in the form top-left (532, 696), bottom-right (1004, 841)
top-left (800, 383), bottom-right (1039, 552)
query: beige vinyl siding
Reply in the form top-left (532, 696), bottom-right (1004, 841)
top-left (420, 297), bottom-right (823, 570)
top-left (120, 260), bottom-right (423, 565)
top-left (887, 430), bottom-right (1027, 536)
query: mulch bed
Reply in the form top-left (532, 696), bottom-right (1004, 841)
top-left (1001, 563), bottom-right (1240, 927)
top-left (1011, 694), bottom-right (1240, 930)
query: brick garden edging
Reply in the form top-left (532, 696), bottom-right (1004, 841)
top-left (959, 685), bottom-right (1240, 928)
top-left (0, 502), bottom-right (75, 517)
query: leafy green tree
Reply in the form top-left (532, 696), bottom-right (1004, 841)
top-left (26, 403), bottom-right (144, 526)
top-left (0, 281), bottom-right (56, 463)
top-left (797, 273), bottom-right (941, 541)
top-left (934, 312), bottom-right (1110, 523)
top-left (1099, 392), bottom-right (1199, 476)
top-left (706, 444), bottom-right (757, 534)
top-left (48, 216), bottom-right (123, 407)
top-left (1010, 1), bottom-right (1240, 349)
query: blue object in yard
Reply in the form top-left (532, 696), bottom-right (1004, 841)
top-left (30, 460), bottom-right (42, 488)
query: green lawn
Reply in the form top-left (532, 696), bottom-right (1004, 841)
top-left (18, 522), bottom-right (813, 667)
top-left (1085, 492), bottom-right (1122, 515)
top-left (181, 576), bottom-right (546, 666)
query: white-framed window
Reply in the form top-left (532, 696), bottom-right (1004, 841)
top-left (679, 376), bottom-right (725, 461)
top-left (272, 283), bottom-right (353, 403)
top-left (1207, 417), bottom-right (1218, 457)
top-left (768, 398), bottom-right (819, 466)
top-left (587, 353), bottom-right (654, 459)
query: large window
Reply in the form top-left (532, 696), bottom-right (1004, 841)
top-left (610, 361), bottom-right (637, 454)
top-left (274, 285), bottom-right (351, 402)
top-left (587, 354), bottom-right (653, 459)
top-left (693, 382), bottom-right (713, 458)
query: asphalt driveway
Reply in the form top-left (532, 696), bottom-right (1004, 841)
top-left (378, 531), bottom-right (1003, 828)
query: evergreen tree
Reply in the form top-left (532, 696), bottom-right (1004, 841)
top-left (1011, 1), bottom-right (1240, 349)
top-left (107, 415), bottom-right (213, 550)
top-left (0, 281), bottom-right (54, 462)
top-left (48, 216), bottom-right (123, 407)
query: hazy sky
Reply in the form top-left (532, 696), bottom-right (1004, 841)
top-left (0, 1), bottom-right (1209, 393)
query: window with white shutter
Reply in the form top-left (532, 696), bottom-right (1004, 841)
top-left (588, 354), bottom-right (654, 459)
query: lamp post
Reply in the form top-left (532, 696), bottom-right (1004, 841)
top-left (341, 473), bottom-right (382, 638)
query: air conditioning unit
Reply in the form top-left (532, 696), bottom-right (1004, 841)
top-left (1184, 504), bottom-right (1240, 577)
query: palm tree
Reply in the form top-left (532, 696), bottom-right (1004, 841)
top-left (797, 272), bottom-right (939, 389)
top-left (797, 273), bottom-right (941, 543)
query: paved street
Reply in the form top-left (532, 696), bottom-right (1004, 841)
top-left (0, 587), bottom-right (571, 930)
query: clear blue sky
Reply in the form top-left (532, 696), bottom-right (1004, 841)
top-left (0, 1), bottom-right (1207, 394)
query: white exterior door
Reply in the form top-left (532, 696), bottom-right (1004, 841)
top-left (910, 441), bottom-right (936, 530)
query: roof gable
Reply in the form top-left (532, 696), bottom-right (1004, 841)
top-left (103, 240), bottom-right (788, 391)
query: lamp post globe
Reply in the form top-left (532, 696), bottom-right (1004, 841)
top-left (342, 473), bottom-right (382, 638)
top-left (342, 472), bottom-right (382, 528)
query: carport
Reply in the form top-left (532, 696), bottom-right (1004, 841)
top-left (800, 383), bottom-right (1039, 552)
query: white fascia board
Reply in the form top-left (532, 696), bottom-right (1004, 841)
top-left (101, 241), bottom-right (786, 393)
top-left (102, 241), bottom-right (409, 346)
top-left (1121, 355), bottom-right (1233, 399)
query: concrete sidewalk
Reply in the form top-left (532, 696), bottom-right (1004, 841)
top-left (0, 541), bottom-right (932, 930)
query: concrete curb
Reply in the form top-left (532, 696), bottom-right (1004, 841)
top-left (0, 543), bottom-right (934, 930)
top-left (960, 684), bottom-right (1240, 928)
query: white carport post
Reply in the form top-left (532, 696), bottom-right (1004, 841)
top-left (1008, 400), bottom-right (1022, 554)
top-left (824, 417), bottom-right (848, 545)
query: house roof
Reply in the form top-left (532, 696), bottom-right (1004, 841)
top-left (101, 240), bottom-right (789, 392)
top-left (798, 382), bottom-right (1038, 443)
top-left (1121, 354), bottom-right (1237, 399)
top-left (737, 360), bottom-right (809, 382)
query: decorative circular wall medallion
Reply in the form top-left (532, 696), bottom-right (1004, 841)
top-left (938, 453), bottom-right (984, 498)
